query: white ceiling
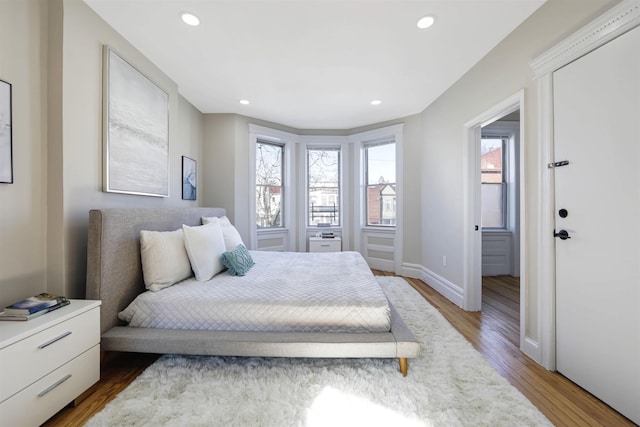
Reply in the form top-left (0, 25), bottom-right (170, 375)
top-left (84, 0), bottom-right (546, 130)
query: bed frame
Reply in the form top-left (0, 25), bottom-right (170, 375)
top-left (85, 207), bottom-right (420, 375)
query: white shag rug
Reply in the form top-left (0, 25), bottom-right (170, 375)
top-left (85, 277), bottom-right (551, 427)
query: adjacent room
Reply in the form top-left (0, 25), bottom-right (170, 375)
top-left (0, 0), bottom-right (638, 426)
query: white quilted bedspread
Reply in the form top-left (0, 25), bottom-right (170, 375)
top-left (118, 250), bottom-right (391, 333)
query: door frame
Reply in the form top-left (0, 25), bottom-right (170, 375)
top-left (462, 90), bottom-right (526, 350)
top-left (530, 0), bottom-right (640, 370)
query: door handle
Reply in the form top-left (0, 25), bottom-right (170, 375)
top-left (554, 229), bottom-right (571, 240)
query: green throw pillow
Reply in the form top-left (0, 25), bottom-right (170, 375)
top-left (220, 244), bottom-right (255, 276)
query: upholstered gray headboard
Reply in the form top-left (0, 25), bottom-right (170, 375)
top-left (86, 207), bottom-right (226, 334)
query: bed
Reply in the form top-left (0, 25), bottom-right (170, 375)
top-left (85, 207), bottom-right (420, 375)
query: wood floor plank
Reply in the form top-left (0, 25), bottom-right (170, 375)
top-left (42, 272), bottom-right (635, 426)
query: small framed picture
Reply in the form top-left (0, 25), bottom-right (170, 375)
top-left (182, 156), bottom-right (196, 200)
top-left (0, 79), bottom-right (13, 184)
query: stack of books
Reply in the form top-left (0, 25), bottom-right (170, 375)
top-left (0, 293), bottom-right (70, 321)
top-left (321, 231), bottom-right (335, 239)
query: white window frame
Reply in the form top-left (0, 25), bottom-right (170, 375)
top-left (255, 139), bottom-right (285, 229)
top-left (305, 145), bottom-right (342, 228)
top-left (297, 136), bottom-right (350, 251)
top-left (363, 139), bottom-right (398, 227)
top-left (249, 124), bottom-right (296, 251)
top-left (480, 134), bottom-right (508, 230)
top-left (482, 122), bottom-right (519, 237)
top-left (350, 124), bottom-right (403, 273)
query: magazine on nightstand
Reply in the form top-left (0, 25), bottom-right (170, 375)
top-left (1, 293), bottom-right (69, 320)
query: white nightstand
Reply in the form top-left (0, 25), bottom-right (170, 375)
top-left (0, 299), bottom-right (101, 427)
top-left (309, 236), bottom-right (342, 253)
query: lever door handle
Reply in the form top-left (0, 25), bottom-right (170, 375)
top-left (554, 229), bottom-right (571, 240)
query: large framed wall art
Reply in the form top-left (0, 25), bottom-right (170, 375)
top-left (0, 79), bottom-right (12, 184)
top-left (103, 46), bottom-right (169, 197)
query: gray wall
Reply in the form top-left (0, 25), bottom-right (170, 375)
top-left (202, 114), bottom-right (299, 243)
top-left (0, 0), bottom-right (49, 307)
top-left (0, 0), bottom-right (205, 307)
top-left (54, 0), bottom-right (204, 300)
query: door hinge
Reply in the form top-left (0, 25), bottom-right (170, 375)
top-left (548, 160), bottom-right (570, 169)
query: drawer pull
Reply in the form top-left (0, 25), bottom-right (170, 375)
top-left (38, 331), bottom-right (72, 349)
top-left (37, 374), bottom-right (72, 397)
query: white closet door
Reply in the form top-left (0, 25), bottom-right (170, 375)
top-left (553, 25), bottom-right (640, 424)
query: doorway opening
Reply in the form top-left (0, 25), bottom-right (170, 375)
top-left (480, 112), bottom-right (521, 341)
top-left (462, 90), bottom-right (526, 352)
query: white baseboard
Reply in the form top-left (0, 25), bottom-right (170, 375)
top-left (521, 336), bottom-right (542, 365)
top-left (367, 258), bottom-right (395, 272)
top-left (400, 263), bottom-right (423, 279)
top-left (402, 262), bottom-right (464, 308)
top-left (402, 263), bottom-right (545, 368)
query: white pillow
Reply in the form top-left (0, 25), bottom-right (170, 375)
top-left (140, 229), bottom-right (192, 292)
top-left (202, 216), bottom-right (244, 250)
top-left (182, 222), bottom-right (226, 281)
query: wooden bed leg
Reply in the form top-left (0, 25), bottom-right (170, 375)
top-left (398, 358), bottom-right (408, 377)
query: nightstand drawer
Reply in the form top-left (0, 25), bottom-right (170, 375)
top-left (0, 345), bottom-right (100, 427)
top-left (0, 306), bottom-right (99, 403)
top-left (309, 237), bottom-right (341, 252)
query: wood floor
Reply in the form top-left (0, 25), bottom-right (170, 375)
top-left (43, 274), bottom-right (635, 427)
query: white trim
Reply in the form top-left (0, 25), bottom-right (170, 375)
top-left (347, 124), bottom-right (404, 145)
top-left (530, 0), bottom-right (640, 371)
top-left (400, 262), bottom-right (423, 279)
top-left (522, 337), bottom-right (541, 363)
top-left (394, 127), bottom-right (404, 274)
top-left (296, 142), bottom-right (307, 251)
top-left (463, 89), bottom-right (529, 359)
top-left (249, 125), bottom-right (296, 251)
top-left (401, 262), bottom-right (464, 306)
top-left (298, 139), bottom-right (351, 251)
top-left (530, 0), bottom-right (640, 78)
top-left (462, 124), bottom-right (482, 311)
top-left (248, 132), bottom-right (258, 250)
top-left (350, 124), bottom-right (404, 273)
top-left (248, 123), bottom-right (297, 143)
top-left (537, 73), bottom-right (556, 369)
top-left (352, 140), bottom-right (363, 253)
top-left (298, 135), bottom-right (349, 145)
top-left (463, 91), bottom-right (523, 311)
top-left (419, 264), bottom-right (464, 308)
top-left (482, 121), bottom-right (520, 277)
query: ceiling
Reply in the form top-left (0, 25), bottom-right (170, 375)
top-left (84, 0), bottom-right (546, 130)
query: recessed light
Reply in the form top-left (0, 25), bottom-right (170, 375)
top-left (180, 12), bottom-right (200, 26)
top-left (240, 99), bottom-right (250, 105)
top-left (370, 100), bottom-right (382, 106)
top-left (417, 15), bottom-right (435, 29)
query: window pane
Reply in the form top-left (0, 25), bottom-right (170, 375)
top-left (366, 143), bottom-right (396, 185)
top-left (256, 142), bottom-right (282, 186)
top-left (366, 143), bottom-right (396, 226)
top-left (481, 183), bottom-right (504, 228)
top-left (308, 149), bottom-right (340, 226)
top-left (481, 138), bottom-right (503, 183)
top-left (481, 137), bottom-right (505, 228)
top-left (256, 142), bottom-right (283, 228)
top-left (256, 185), bottom-right (283, 228)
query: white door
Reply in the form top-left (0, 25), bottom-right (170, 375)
top-left (553, 25), bottom-right (640, 424)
